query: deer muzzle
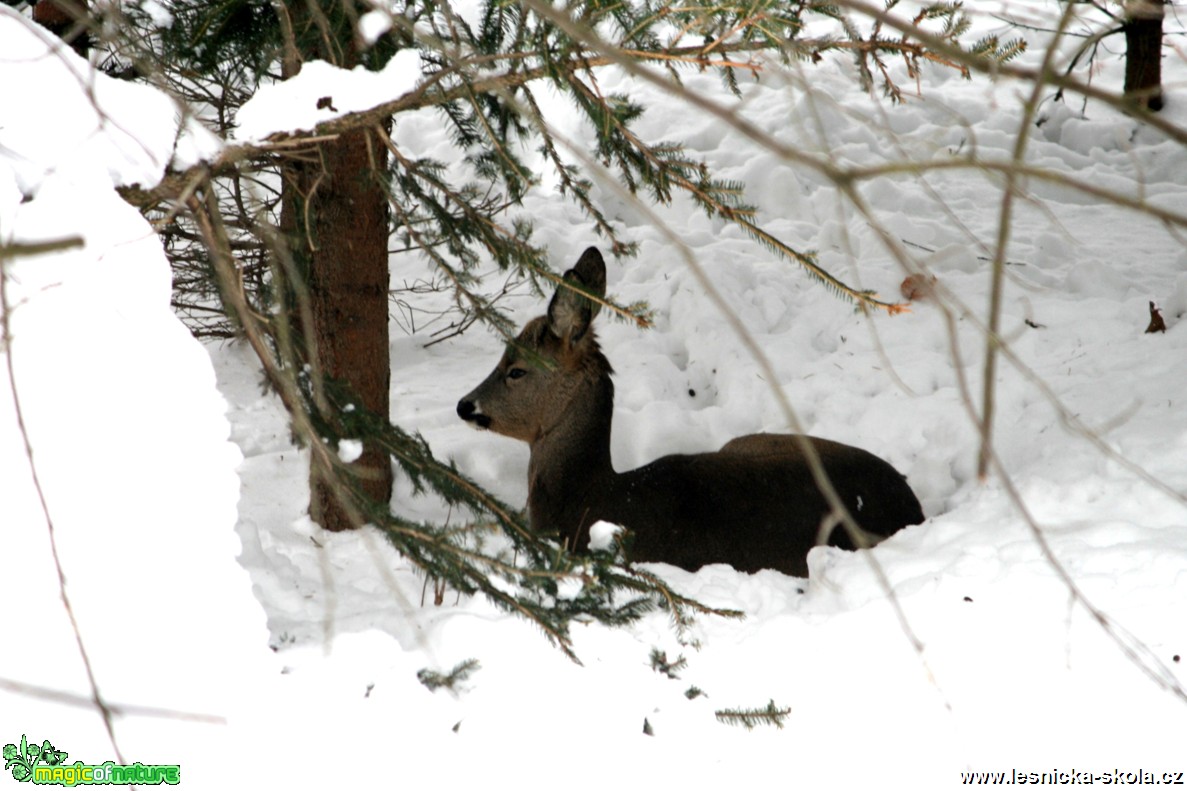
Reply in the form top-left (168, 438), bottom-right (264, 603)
top-left (457, 398), bottom-right (491, 429)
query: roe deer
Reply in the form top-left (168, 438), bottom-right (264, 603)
top-left (457, 247), bottom-right (924, 577)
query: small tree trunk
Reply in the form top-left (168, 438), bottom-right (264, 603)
top-left (275, 94), bottom-right (394, 534)
top-left (1123, 0), bottom-right (1166, 111)
top-left (274, 1), bottom-right (396, 533)
top-left (302, 126), bottom-right (395, 531)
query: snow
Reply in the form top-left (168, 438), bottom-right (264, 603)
top-left (358, 10), bottom-right (393, 45)
top-left (0, 6), bottom-right (274, 785)
top-left (3, 2), bottom-right (1187, 789)
top-left (0, 12), bottom-right (175, 192)
top-left (589, 519), bottom-right (624, 551)
top-left (337, 438), bottom-right (365, 463)
top-left (234, 50), bottom-right (423, 142)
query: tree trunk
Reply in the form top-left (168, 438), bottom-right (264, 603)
top-left (277, 0), bottom-right (395, 532)
top-left (303, 127), bottom-right (395, 532)
top-left (1123, 0), bottom-right (1165, 111)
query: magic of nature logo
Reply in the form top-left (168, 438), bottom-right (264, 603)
top-left (3, 735), bottom-right (180, 786)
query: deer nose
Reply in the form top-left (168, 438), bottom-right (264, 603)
top-left (457, 399), bottom-right (476, 420)
top-left (457, 398), bottom-right (491, 429)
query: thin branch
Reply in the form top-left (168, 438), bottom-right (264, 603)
top-left (0, 678), bottom-right (227, 724)
top-left (979, 2), bottom-right (1079, 480)
top-left (1, 240), bottom-right (126, 763)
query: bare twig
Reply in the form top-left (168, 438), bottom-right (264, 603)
top-left (1, 240), bottom-right (127, 763)
top-left (979, 3), bottom-right (1079, 480)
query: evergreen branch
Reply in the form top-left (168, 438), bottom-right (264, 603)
top-left (537, 266), bottom-right (654, 329)
top-left (620, 564), bottom-right (743, 642)
top-left (189, 180), bottom-right (588, 659)
top-left (203, 320), bottom-right (735, 663)
top-left (714, 700), bottom-right (792, 729)
top-left (383, 129), bottom-right (535, 263)
top-left (617, 47), bottom-right (763, 72)
top-left (543, 63), bottom-right (908, 313)
top-left (520, 85), bottom-right (632, 255)
top-left (649, 648), bottom-right (687, 678)
top-left (118, 26), bottom-right (973, 211)
top-left (733, 217), bottom-right (908, 314)
top-left (417, 659), bottom-right (481, 692)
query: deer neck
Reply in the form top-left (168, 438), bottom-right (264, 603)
top-left (525, 374), bottom-right (617, 545)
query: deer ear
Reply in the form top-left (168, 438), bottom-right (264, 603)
top-left (547, 247), bottom-right (606, 343)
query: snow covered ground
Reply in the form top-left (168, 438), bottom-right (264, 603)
top-left (3, 1), bottom-right (1187, 788)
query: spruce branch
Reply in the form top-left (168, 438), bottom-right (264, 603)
top-left (649, 649), bottom-right (687, 679)
top-left (714, 700), bottom-right (792, 730)
top-left (417, 659), bottom-right (481, 692)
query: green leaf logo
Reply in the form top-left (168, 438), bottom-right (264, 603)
top-left (40, 741), bottom-right (67, 767)
top-left (4, 735), bottom-right (67, 783)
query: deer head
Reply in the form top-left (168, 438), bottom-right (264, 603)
top-left (457, 247), bottom-right (610, 445)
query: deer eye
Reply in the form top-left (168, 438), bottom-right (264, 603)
top-left (507, 367), bottom-right (528, 380)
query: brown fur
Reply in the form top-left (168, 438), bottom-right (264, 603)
top-left (458, 247), bottom-right (924, 577)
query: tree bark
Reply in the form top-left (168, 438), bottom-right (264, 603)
top-left (276, 0), bottom-right (395, 532)
top-left (303, 127), bottom-right (394, 532)
top-left (1123, 0), bottom-right (1165, 111)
